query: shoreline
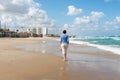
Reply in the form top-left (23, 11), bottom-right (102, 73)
top-left (0, 37), bottom-right (120, 80)
top-left (70, 39), bottom-right (120, 55)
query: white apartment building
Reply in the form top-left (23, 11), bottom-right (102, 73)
top-left (28, 27), bottom-right (48, 36)
top-left (42, 27), bottom-right (48, 36)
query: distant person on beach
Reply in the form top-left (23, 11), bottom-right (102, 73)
top-left (60, 30), bottom-right (69, 61)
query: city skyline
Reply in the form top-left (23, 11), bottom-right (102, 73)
top-left (0, 0), bottom-right (120, 36)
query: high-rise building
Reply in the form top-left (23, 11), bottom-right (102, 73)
top-left (36, 27), bottom-right (42, 35)
top-left (42, 27), bottom-right (48, 36)
top-left (28, 27), bottom-right (48, 36)
top-left (31, 28), bottom-right (36, 34)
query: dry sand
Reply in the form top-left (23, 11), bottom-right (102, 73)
top-left (0, 37), bottom-right (120, 80)
top-left (0, 38), bottom-right (64, 80)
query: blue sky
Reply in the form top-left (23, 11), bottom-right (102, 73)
top-left (35, 0), bottom-right (120, 23)
top-left (34, 0), bottom-right (120, 36)
top-left (0, 0), bottom-right (120, 36)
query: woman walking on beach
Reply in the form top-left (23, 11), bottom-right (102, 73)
top-left (60, 30), bottom-right (69, 61)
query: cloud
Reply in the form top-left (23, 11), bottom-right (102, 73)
top-left (67, 5), bottom-right (83, 16)
top-left (0, 4), bottom-right (4, 10)
top-left (63, 24), bottom-right (70, 30)
top-left (116, 16), bottom-right (120, 22)
top-left (74, 16), bottom-right (90, 24)
top-left (0, 0), bottom-right (56, 32)
top-left (105, 16), bottom-right (120, 25)
top-left (104, 0), bottom-right (112, 2)
top-left (66, 5), bottom-right (119, 36)
top-left (64, 11), bottom-right (105, 36)
top-left (0, 0), bottom-right (35, 15)
top-left (104, 16), bottom-right (120, 31)
top-left (74, 11), bottom-right (104, 25)
top-left (90, 11), bottom-right (105, 21)
top-left (104, 0), bottom-right (120, 2)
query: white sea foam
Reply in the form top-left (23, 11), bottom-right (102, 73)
top-left (111, 37), bottom-right (120, 41)
top-left (70, 40), bottom-right (120, 55)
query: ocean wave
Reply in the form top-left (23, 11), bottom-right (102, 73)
top-left (111, 37), bottom-right (120, 41)
top-left (75, 36), bottom-right (120, 41)
top-left (70, 40), bottom-right (120, 55)
top-left (75, 36), bottom-right (111, 40)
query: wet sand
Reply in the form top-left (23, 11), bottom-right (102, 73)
top-left (0, 38), bottom-right (120, 80)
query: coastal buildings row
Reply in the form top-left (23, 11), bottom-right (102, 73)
top-left (0, 27), bottom-right (60, 38)
top-left (28, 27), bottom-right (60, 37)
top-left (0, 29), bottom-right (30, 37)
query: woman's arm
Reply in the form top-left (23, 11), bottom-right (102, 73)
top-left (60, 38), bottom-right (62, 44)
top-left (67, 36), bottom-right (69, 44)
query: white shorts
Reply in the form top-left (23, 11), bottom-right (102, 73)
top-left (61, 44), bottom-right (68, 54)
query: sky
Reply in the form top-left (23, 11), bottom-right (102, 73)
top-left (0, 0), bottom-right (120, 36)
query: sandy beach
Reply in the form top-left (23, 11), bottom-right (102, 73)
top-left (0, 37), bottom-right (120, 80)
top-left (0, 38), bottom-right (64, 80)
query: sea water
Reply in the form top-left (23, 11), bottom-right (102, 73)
top-left (70, 36), bottom-right (120, 55)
